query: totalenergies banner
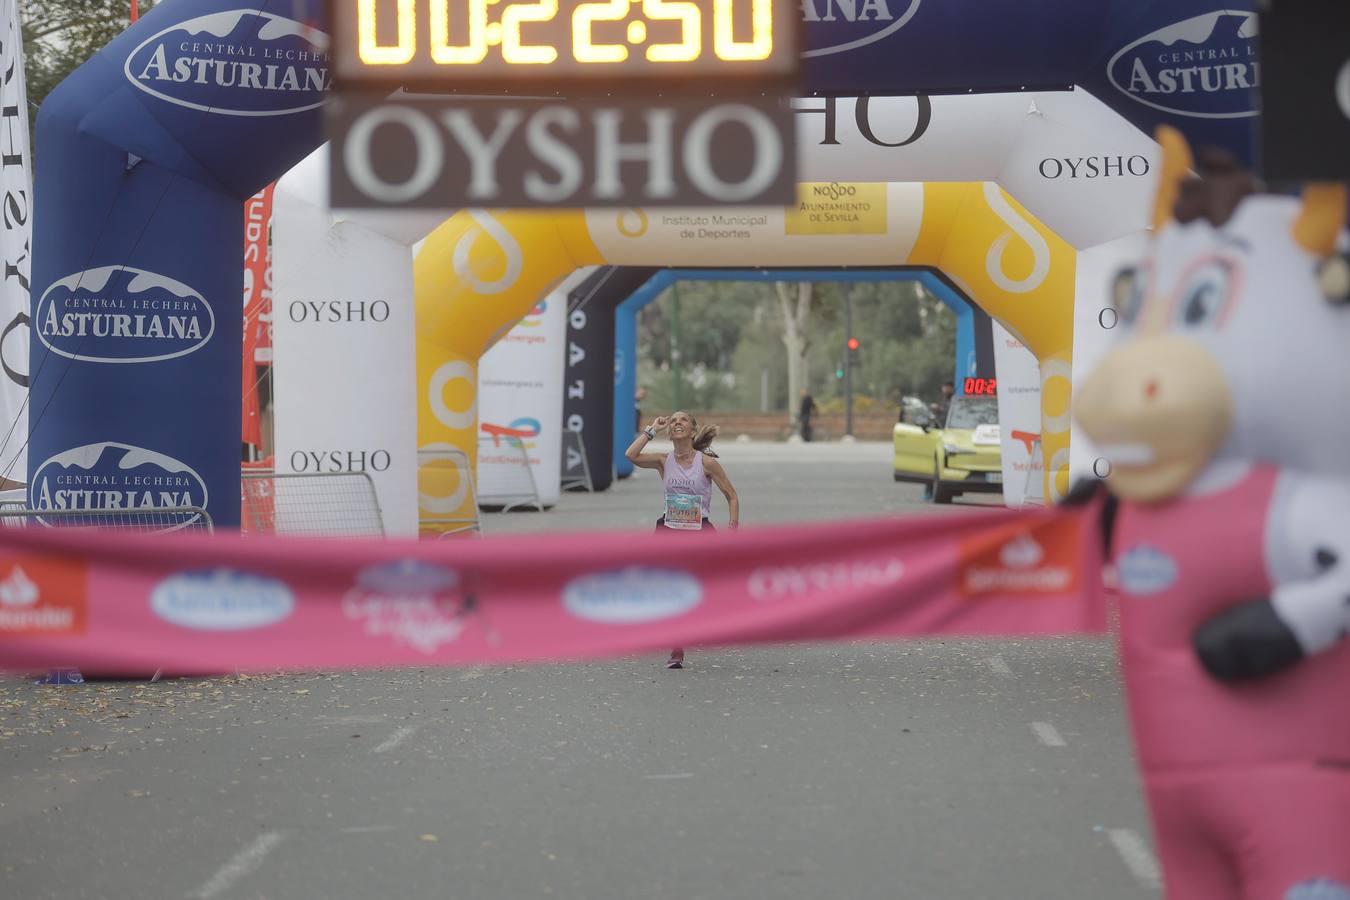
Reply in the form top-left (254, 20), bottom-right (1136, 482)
top-left (0, 506), bottom-right (1104, 675)
top-left (416, 181), bottom-right (1077, 527)
top-left (476, 278), bottom-right (571, 508)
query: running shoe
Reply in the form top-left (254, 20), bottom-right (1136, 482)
top-left (666, 648), bottom-right (685, 669)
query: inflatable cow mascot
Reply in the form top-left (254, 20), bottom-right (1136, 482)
top-left (1073, 127), bottom-right (1350, 899)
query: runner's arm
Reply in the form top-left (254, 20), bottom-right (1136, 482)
top-left (625, 417), bottom-right (668, 471)
top-left (705, 456), bottom-right (740, 529)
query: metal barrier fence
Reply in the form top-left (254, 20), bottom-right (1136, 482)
top-left (0, 506), bottom-right (214, 534)
top-left (1018, 439), bottom-right (1046, 509)
top-left (476, 438), bottom-right (543, 513)
top-left (241, 471), bottom-right (385, 537)
top-left (560, 430), bottom-right (594, 493)
top-left (417, 448), bottom-right (481, 537)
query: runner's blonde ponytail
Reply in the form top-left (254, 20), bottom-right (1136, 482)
top-left (691, 419), bottom-right (720, 458)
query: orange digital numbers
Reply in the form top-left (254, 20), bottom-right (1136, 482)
top-left (502, 0), bottom-right (561, 64)
top-left (357, 0), bottom-right (416, 65)
top-left (642, 0), bottom-right (701, 62)
top-left (343, 0), bottom-right (792, 83)
top-left (430, 0), bottom-right (488, 64)
top-left (573, 0), bottom-right (631, 63)
top-left (713, 0), bottom-right (772, 61)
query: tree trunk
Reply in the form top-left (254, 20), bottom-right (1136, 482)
top-left (774, 282), bottom-right (813, 433)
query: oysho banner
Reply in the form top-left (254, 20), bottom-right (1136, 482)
top-left (0, 506), bottom-right (1105, 676)
top-left (0, 0), bottom-right (30, 485)
top-left (272, 184), bottom-right (418, 535)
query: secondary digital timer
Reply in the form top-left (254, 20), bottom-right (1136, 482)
top-left (963, 377), bottom-right (997, 396)
top-left (332, 0), bottom-right (799, 88)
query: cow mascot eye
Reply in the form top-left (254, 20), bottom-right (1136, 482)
top-left (1176, 259), bottom-right (1234, 328)
top-left (1111, 266), bottom-right (1145, 327)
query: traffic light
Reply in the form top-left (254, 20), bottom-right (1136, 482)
top-left (835, 360), bottom-right (845, 379)
top-left (846, 337), bottom-right (860, 351)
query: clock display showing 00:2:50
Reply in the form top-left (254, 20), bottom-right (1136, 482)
top-left (352, 0), bottom-right (779, 71)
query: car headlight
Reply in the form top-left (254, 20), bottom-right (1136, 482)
top-left (943, 442), bottom-right (974, 455)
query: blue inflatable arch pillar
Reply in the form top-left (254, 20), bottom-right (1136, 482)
top-left (30, 1), bottom-right (328, 526)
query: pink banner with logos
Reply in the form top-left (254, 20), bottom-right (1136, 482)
top-left (0, 507), bottom-right (1105, 676)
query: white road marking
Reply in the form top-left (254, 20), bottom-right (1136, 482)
top-left (459, 668), bottom-right (485, 681)
top-left (643, 773), bottom-right (695, 780)
top-left (193, 831), bottom-right (286, 900)
top-left (1031, 721), bottom-right (1066, 747)
top-left (372, 726), bottom-right (419, 754)
top-left (986, 655), bottom-right (1014, 677)
top-left (339, 825), bottom-right (397, 834)
top-left (1106, 828), bottom-right (1162, 890)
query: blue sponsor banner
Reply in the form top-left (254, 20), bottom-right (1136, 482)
top-left (31, 1), bottom-right (328, 527)
top-left (797, 0), bottom-right (1258, 162)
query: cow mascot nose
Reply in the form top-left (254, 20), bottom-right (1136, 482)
top-left (1071, 126), bottom-right (1350, 900)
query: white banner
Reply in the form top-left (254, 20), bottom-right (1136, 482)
top-left (272, 158), bottom-right (419, 536)
top-left (1069, 234), bottom-right (1147, 489)
top-left (477, 283), bottom-right (568, 508)
top-left (0, 0), bottom-right (31, 485)
top-left (992, 324), bottom-right (1045, 508)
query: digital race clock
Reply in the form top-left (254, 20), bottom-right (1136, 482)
top-left (331, 0), bottom-right (800, 89)
top-left (963, 377), bottom-right (997, 396)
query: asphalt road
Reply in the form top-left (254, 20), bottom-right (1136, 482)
top-left (1, 442), bottom-right (1158, 900)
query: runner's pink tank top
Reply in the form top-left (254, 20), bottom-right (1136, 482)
top-left (662, 451), bottom-right (713, 529)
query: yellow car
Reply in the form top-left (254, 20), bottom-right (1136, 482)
top-left (893, 395), bottom-right (1003, 503)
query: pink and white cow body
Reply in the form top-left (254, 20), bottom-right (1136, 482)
top-left (1075, 129), bottom-right (1350, 900)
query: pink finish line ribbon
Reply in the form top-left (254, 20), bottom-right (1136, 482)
top-left (0, 508), bottom-right (1105, 676)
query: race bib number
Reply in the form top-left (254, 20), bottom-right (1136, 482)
top-left (664, 494), bottom-right (703, 531)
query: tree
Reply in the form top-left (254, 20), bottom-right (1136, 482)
top-left (773, 281), bottom-right (813, 431)
top-left (22, 1), bottom-right (152, 146)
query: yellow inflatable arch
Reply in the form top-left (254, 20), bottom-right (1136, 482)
top-left (416, 182), bottom-right (1075, 527)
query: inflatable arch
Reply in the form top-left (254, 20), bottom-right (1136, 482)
top-left (411, 89), bottom-right (1160, 528)
top-left (415, 180), bottom-right (1078, 526)
top-left (608, 268), bottom-right (993, 480)
top-left (32, 1), bottom-right (1249, 527)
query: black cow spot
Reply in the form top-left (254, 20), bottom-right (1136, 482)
top-left (1316, 547), bottom-right (1339, 569)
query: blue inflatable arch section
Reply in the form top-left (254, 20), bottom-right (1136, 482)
top-left (613, 268), bottom-right (988, 479)
top-left (30, 0), bottom-right (1254, 525)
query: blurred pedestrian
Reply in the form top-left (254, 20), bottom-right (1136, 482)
top-left (798, 388), bottom-right (818, 442)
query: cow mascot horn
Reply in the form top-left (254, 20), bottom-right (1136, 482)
top-left (1071, 127), bottom-right (1350, 899)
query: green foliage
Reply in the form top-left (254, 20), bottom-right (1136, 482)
top-left (22, 1), bottom-right (154, 148)
top-left (636, 278), bottom-right (957, 415)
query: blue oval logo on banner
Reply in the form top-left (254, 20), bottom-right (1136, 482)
top-left (1117, 544), bottom-right (1179, 596)
top-left (562, 568), bottom-right (703, 624)
top-left (123, 9), bottom-right (330, 117)
top-left (30, 442), bottom-right (209, 518)
top-left (36, 266), bottom-right (215, 364)
top-left (800, 0), bottom-right (921, 58)
top-left (1107, 11), bottom-right (1259, 119)
top-left (152, 570), bottom-right (295, 630)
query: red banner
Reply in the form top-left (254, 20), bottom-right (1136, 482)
top-left (0, 508), bottom-right (1105, 676)
top-left (242, 185), bottom-right (274, 448)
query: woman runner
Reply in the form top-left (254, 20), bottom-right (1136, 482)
top-left (625, 411), bottom-right (740, 669)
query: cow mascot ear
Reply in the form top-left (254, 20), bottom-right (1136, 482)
top-left (1294, 183), bottom-right (1350, 303)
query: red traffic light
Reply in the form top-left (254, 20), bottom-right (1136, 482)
top-left (846, 337), bottom-right (860, 351)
